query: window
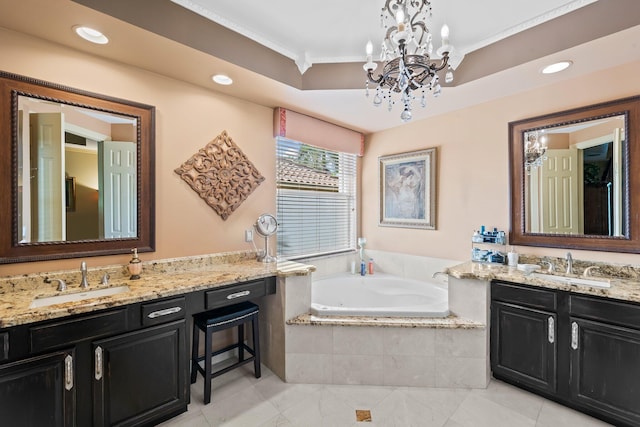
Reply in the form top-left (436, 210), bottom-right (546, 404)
top-left (276, 137), bottom-right (357, 259)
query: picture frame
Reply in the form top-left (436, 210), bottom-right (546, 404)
top-left (379, 147), bottom-right (437, 229)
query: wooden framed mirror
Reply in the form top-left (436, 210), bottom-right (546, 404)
top-left (0, 71), bottom-right (155, 263)
top-left (509, 96), bottom-right (640, 253)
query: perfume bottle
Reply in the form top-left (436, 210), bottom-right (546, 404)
top-left (128, 248), bottom-right (142, 280)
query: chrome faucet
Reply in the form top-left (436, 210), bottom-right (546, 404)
top-left (541, 261), bottom-right (554, 273)
top-left (583, 266), bottom-right (599, 277)
top-left (44, 277), bottom-right (67, 292)
top-left (80, 261), bottom-right (89, 289)
top-left (565, 252), bottom-right (573, 275)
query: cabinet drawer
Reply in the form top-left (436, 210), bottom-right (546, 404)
top-left (492, 281), bottom-right (557, 311)
top-left (30, 309), bottom-right (128, 353)
top-left (570, 294), bottom-right (640, 330)
top-left (205, 280), bottom-right (266, 310)
top-left (141, 296), bottom-right (186, 326)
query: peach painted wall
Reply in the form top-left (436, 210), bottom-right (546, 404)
top-left (363, 60), bottom-right (640, 265)
top-left (0, 28), bottom-right (275, 276)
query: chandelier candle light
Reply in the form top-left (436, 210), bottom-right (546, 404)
top-left (524, 130), bottom-right (548, 174)
top-left (364, 0), bottom-right (454, 122)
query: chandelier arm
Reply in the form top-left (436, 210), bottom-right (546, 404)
top-left (366, 69), bottom-right (385, 85)
top-left (382, 0), bottom-right (395, 16)
top-left (429, 55), bottom-right (450, 73)
top-left (411, 21), bottom-right (428, 46)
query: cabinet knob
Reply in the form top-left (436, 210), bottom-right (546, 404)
top-left (147, 306), bottom-right (182, 319)
top-left (548, 316), bottom-right (555, 343)
top-left (95, 346), bottom-right (103, 380)
top-left (64, 354), bottom-right (73, 391)
top-left (226, 290), bottom-right (250, 300)
top-left (571, 322), bottom-right (579, 350)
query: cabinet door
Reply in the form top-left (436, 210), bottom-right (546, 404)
top-left (491, 301), bottom-right (557, 394)
top-left (0, 349), bottom-right (75, 427)
top-left (569, 317), bottom-right (640, 426)
top-left (93, 320), bottom-right (187, 427)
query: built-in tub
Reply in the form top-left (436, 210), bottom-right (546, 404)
top-left (311, 273), bottom-right (449, 317)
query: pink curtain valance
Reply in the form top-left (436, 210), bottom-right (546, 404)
top-left (273, 107), bottom-right (364, 156)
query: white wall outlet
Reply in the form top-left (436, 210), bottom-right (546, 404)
top-left (244, 229), bottom-right (253, 242)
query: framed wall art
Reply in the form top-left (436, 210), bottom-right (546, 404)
top-left (379, 147), bottom-right (437, 229)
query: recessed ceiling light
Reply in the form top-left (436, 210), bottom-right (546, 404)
top-left (541, 61), bottom-right (572, 74)
top-left (73, 26), bottom-right (109, 44)
top-left (212, 74), bottom-right (233, 85)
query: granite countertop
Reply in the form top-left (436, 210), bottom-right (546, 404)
top-left (0, 251), bottom-right (280, 328)
top-left (447, 261), bottom-right (640, 304)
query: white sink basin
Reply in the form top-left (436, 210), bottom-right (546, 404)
top-left (532, 273), bottom-right (610, 288)
top-left (30, 285), bottom-right (131, 308)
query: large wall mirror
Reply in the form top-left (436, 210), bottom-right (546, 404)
top-left (509, 96), bottom-right (640, 253)
top-left (0, 71), bottom-right (155, 263)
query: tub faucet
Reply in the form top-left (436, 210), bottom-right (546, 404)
top-left (432, 272), bottom-right (447, 280)
top-left (80, 261), bottom-right (89, 289)
top-left (565, 252), bottom-right (573, 275)
top-left (357, 237), bottom-right (367, 262)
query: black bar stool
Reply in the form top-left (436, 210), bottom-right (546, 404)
top-left (190, 301), bottom-right (261, 404)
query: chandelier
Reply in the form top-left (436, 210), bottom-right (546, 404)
top-left (524, 131), bottom-right (548, 174)
top-left (363, 0), bottom-right (454, 122)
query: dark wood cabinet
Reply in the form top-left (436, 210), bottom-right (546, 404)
top-left (491, 301), bottom-right (557, 394)
top-left (0, 349), bottom-right (75, 427)
top-left (491, 280), bottom-right (640, 427)
top-left (0, 275), bottom-right (276, 427)
top-left (93, 320), bottom-right (187, 427)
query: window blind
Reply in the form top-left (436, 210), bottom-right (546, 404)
top-left (276, 137), bottom-right (357, 259)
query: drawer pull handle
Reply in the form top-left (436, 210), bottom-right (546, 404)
top-left (227, 290), bottom-right (250, 300)
top-left (95, 346), bottom-right (103, 380)
top-left (548, 316), bottom-right (555, 344)
top-left (64, 354), bottom-right (73, 391)
top-left (571, 322), bottom-right (579, 350)
top-left (147, 306), bottom-right (182, 319)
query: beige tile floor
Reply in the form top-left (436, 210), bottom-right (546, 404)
top-left (159, 364), bottom-right (613, 427)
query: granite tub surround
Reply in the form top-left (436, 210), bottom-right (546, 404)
top-left (0, 251), bottom-right (276, 327)
top-left (276, 260), bottom-right (316, 277)
top-left (287, 313), bottom-right (483, 328)
top-left (285, 323), bottom-right (488, 388)
top-left (279, 252), bottom-right (491, 388)
top-left (446, 258), bottom-right (640, 304)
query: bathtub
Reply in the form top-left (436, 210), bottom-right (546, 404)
top-left (311, 273), bottom-right (449, 318)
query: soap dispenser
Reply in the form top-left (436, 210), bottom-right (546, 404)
top-left (128, 248), bottom-right (142, 280)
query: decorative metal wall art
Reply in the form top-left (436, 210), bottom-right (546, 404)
top-left (175, 130), bottom-right (265, 220)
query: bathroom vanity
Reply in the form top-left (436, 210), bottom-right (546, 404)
top-left (447, 261), bottom-right (640, 427)
top-left (0, 254), bottom-right (276, 427)
top-left (491, 280), bottom-right (640, 427)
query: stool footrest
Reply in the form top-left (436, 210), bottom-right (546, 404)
top-left (195, 355), bottom-right (258, 380)
top-left (190, 301), bottom-right (261, 404)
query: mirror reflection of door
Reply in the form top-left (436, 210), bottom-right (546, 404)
top-left (529, 148), bottom-right (579, 234)
top-left (525, 116), bottom-right (625, 237)
top-left (98, 141), bottom-right (137, 239)
top-left (30, 112), bottom-right (65, 242)
top-left (575, 128), bottom-right (623, 236)
top-left (17, 95), bottom-right (138, 244)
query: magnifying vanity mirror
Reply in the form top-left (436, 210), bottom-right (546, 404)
top-left (0, 71), bottom-right (155, 263)
top-left (509, 96), bottom-right (640, 253)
